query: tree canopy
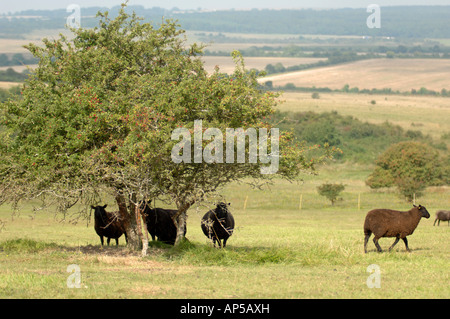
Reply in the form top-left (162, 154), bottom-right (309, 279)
top-left (365, 141), bottom-right (447, 200)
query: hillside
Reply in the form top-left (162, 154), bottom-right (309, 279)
top-left (260, 58), bottom-right (450, 92)
top-left (270, 110), bottom-right (447, 163)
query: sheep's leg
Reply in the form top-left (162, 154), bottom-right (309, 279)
top-left (100, 236), bottom-right (104, 246)
top-left (223, 238), bottom-right (228, 248)
top-left (364, 232), bottom-right (371, 253)
top-left (373, 237), bottom-right (383, 253)
top-left (433, 218), bottom-right (437, 226)
top-left (107, 237), bottom-right (111, 246)
top-left (388, 237), bottom-right (400, 251)
top-left (402, 238), bottom-right (411, 252)
top-left (115, 238), bottom-right (119, 246)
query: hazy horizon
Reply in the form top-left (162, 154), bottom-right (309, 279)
top-left (2, 0), bottom-right (450, 14)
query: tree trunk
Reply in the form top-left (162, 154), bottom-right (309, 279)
top-left (174, 210), bottom-right (187, 246)
top-left (135, 203), bottom-right (149, 256)
top-left (173, 202), bottom-right (191, 246)
top-left (115, 192), bottom-right (141, 251)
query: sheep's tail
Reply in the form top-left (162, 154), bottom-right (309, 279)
top-left (363, 221), bottom-right (372, 237)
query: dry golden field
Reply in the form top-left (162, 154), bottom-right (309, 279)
top-left (260, 58), bottom-right (450, 92)
top-left (201, 56), bottom-right (324, 74)
top-left (0, 81), bottom-right (21, 89)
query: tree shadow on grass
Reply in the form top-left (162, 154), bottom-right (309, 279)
top-left (163, 240), bottom-right (297, 265)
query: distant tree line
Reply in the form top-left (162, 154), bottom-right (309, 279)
top-left (205, 40), bottom-right (450, 57)
top-left (0, 53), bottom-right (38, 66)
top-left (205, 44), bottom-right (450, 59)
top-left (2, 6), bottom-right (450, 39)
top-left (0, 68), bottom-right (30, 82)
top-left (264, 82), bottom-right (450, 98)
top-left (263, 51), bottom-right (376, 75)
top-left (174, 7), bottom-right (450, 39)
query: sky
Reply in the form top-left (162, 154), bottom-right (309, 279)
top-left (1, 0), bottom-right (450, 14)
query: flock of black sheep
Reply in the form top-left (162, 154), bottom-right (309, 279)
top-left (91, 201), bottom-right (235, 249)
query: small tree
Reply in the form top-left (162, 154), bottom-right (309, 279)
top-left (311, 92), bottom-right (320, 99)
top-left (317, 183), bottom-right (345, 205)
top-left (366, 141), bottom-right (446, 201)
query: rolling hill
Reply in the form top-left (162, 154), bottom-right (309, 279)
top-left (259, 58), bottom-right (450, 92)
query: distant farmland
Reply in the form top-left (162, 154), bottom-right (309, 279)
top-left (259, 58), bottom-right (450, 92)
top-left (201, 56), bottom-right (325, 74)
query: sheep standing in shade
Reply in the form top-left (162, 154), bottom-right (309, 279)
top-left (91, 204), bottom-right (128, 246)
top-left (139, 200), bottom-right (186, 245)
top-left (201, 202), bottom-right (235, 248)
top-left (433, 210), bottom-right (450, 226)
top-left (363, 204), bottom-right (430, 253)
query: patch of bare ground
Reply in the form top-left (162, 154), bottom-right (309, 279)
top-left (65, 245), bottom-right (194, 275)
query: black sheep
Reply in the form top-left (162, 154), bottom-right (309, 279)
top-left (363, 204), bottom-right (430, 253)
top-left (91, 204), bottom-right (128, 246)
top-left (433, 210), bottom-right (450, 226)
top-left (201, 202), bottom-right (235, 248)
top-left (140, 201), bottom-right (186, 245)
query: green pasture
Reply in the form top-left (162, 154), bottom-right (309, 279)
top-left (0, 165), bottom-right (448, 299)
top-left (279, 92), bottom-right (450, 141)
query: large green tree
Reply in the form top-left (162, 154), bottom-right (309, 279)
top-left (366, 141), bottom-right (447, 201)
top-left (0, 4), bottom-right (334, 249)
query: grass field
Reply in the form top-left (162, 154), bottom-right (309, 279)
top-left (260, 58), bottom-right (450, 92)
top-left (0, 69), bottom-right (449, 300)
top-left (0, 31), bottom-right (449, 300)
top-left (0, 165), bottom-right (448, 299)
top-left (278, 91), bottom-right (450, 140)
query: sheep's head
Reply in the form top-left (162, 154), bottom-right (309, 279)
top-left (414, 204), bottom-right (430, 219)
top-left (216, 202), bottom-right (231, 218)
top-left (91, 204), bottom-right (108, 220)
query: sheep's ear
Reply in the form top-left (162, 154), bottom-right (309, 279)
top-left (103, 204), bottom-right (107, 209)
top-left (413, 204), bottom-right (417, 207)
top-left (90, 205), bottom-right (96, 209)
top-left (227, 203), bottom-right (231, 206)
top-left (418, 205), bottom-right (422, 210)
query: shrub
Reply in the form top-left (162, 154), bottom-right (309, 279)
top-left (317, 183), bottom-right (345, 205)
top-left (366, 141), bottom-right (447, 201)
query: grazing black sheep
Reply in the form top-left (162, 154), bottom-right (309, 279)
top-left (201, 202), bottom-right (235, 248)
top-left (139, 201), bottom-right (186, 245)
top-left (363, 204), bottom-right (430, 253)
top-left (91, 204), bottom-right (128, 246)
top-left (434, 210), bottom-right (450, 226)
